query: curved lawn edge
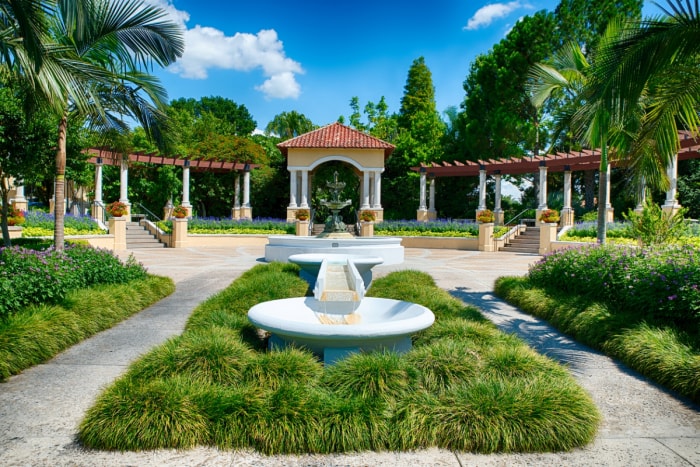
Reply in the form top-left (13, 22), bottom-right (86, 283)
top-left (0, 275), bottom-right (175, 380)
top-left (78, 264), bottom-right (600, 455)
top-left (494, 276), bottom-right (700, 404)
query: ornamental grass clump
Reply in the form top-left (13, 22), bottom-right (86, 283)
top-left (80, 264), bottom-right (600, 454)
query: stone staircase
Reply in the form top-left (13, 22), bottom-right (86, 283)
top-left (126, 221), bottom-right (165, 249)
top-left (500, 226), bottom-right (540, 254)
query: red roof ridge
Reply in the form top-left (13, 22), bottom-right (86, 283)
top-left (277, 122), bottom-right (395, 158)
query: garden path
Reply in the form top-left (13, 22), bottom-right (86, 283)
top-left (0, 246), bottom-right (697, 466)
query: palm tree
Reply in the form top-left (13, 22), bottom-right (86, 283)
top-left (41, 0), bottom-right (183, 250)
top-left (265, 111), bottom-right (316, 140)
top-left (588, 0), bottom-right (700, 189)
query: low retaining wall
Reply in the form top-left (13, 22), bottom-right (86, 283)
top-left (398, 236), bottom-right (479, 250)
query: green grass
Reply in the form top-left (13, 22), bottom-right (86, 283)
top-left (0, 275), bottom-right (175, 380)
top-left (79, 264), bottom-right (600, 454)
top-left (495, 276), bottom-right (700, 403)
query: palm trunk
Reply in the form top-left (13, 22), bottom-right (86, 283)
top-left (54, 112), bottom-right (68, 252)
top-left (1, 181), bottom-right (10, 247)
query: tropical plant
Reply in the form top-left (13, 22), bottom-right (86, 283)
top-left (623, 199), bottom-right (688, 246)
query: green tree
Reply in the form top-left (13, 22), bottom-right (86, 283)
top-left (170, 96), bottom-right (256, 137)
top-left (265, 110), bottom-right (316, 140)
top-left (0, 81), bottom-right (54, 246)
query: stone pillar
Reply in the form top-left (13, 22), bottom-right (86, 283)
top-left (494, 171), bottom-right (503, 225)
top-left (241, 164), bottom-right (252, 219)
top-left (662, 154), bottom-right (681, 216)
top-left (417, 167), bottom-right (428, 221)
top-left (300, 169), bottom-right (309, 208)
top-left (232, 172), bottom-right (241, 219)
top-left (362, 171), bottom-right (371, 209)
top-left (561, 167), bottom-right (574, 227)
top-left (536, 162), bottom-right (548, 225)
top-left (11, 182), bottom-right (28, 212)
top-left (428, 175), bottom-right (436, 220)
top-left (109, 216), bottom-right (127, 250)
top-left (478, 222), bottom-right (494, 252)
top-left (360, 221), bottom-right (374, 237)
top-left (92, 159), bottom-right (104, 220)
top-left (172, 218), bottom-right (188, 248)
top-left (289, 169), bottom-right (298, 207)
top-left (539, 222), bottom-right (558, 255)
top-left (295, 220), bottom-right (309, 236)
top-left (181, 161), bottom-right (192, 217)
top-left (478, 166), bottom-right (487, 211)
top-left (119, 156), bottom-right (131, 217)
top-left (372, 171), bottom-right (382, 208)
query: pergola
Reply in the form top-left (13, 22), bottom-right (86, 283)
top-left (85, 147), bottom-right (258, 220)
top-left (411, 131), bottom-right (700, 225)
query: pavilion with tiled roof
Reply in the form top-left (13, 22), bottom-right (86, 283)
top-left (277, 122), bottom-right (395, 222)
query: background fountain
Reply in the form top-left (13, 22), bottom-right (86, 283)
top-left (265, 172), bottom-right (404, 265)
top-left (248, 256), bottom-right (434, 364)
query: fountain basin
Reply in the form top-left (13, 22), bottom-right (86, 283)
top-left (248, 297), bottom-right (435, 364)
top-left (265, 235), bottom-right (404, 265)
top-left (289, 253), bottom-right (383, 288)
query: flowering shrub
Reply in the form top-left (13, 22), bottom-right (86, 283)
top-left (539, 209), bottom-right (560, 223)
top-left (21, 210), bottom-right (105, 236)
top-left (476, 209), bottom-right (494, 223)
top-left (159, 217), bottom-right (294, 235)
top-left (1, 207), bottom-right (25, 226)
top-left (528, 244), bottom-right (700, 325)
top-left (295, 209), bottom-right (310, 220)
top-left (0, 244), bottom-right (147, 318)
top-left (359, 210), bottom-right (376, 222)
top-left (106, 201), bottom-right (127, 217)
top-left (172, 205), bottom-right (188, 218)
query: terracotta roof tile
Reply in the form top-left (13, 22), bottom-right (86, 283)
top-left (277, 122), bottom-right (395, 158)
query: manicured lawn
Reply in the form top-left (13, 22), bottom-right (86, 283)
top-left (79, 263), bottom-right (599, 454)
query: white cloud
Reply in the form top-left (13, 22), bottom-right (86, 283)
top-left (464, 2), bottom-right (530, 30)
top-left (146, 0), bottom-right (303, 99)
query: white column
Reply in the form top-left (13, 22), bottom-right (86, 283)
top-left (119, 157), bottom-right (129, 204)
top-left (663, 154), bottom-right (680, 208)
top-left (300, 169), bottom-right (309, 208)
top-left (95, 161), bottom-right (103, 204)
top-left (419, 169), bottom-right (427, 210)
top-left (181, 162), bottom-right (191, 207)
top-left (494, 173), bottom-right (502, 212)
top-left (289, 169), bottom-right (298, 207)
top-left (563, 169), bottom-right (572, 210)
top-left (636, 176), bottom-right (646, 211)
top-left (478, 167), bottom-right (487, 210)
top-left (362, 170), bottom-right (371, 209)
top-left (372, 171), bottom-right (382, 208)
top-left (243, 166), bottom-right (250, 208)
top-left (234, 173), bottom-right (241, 208)
top-left (538, 163), bottom-right (548, 210)
top-left (428, 176), bottom-right (436, 212)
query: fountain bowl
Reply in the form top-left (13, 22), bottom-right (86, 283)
top-left (248, 297), bottom-right (435, 364)
top-left (288, 253), bottom-right (383, 287)
top-left (265, 235), bottom-right (404, 265)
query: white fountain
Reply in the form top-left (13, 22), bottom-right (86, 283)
top-left (265, 172), bottom-right (404, 265)
top-left (248, 255), bottom-right (435, 364)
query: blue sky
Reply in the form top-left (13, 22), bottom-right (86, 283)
top-left (150, 1), bottom-right (662, 132)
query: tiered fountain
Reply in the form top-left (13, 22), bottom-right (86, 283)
top-left (264, 172), bottom-right (404, 265)
top-left (248, 255), bottom-right (435, 364)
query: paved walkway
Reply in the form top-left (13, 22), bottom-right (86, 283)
top-left (0, 246), bottom-right (698, 466)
